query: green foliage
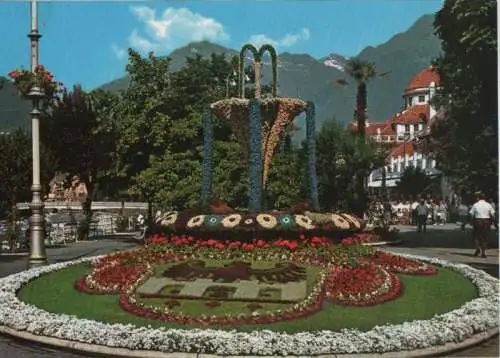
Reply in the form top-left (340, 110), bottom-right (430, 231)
top-left (0, 129), bottom-right (53, 245)
top-left (316, 120), bottom-right (384, 211)
top-left (42, 85), bottom-right (114, 197)
top-left (396, 166), bottom-right (433, 199)
top-left (265, 151), bottom-right (305, 210)
top-left (429, 0), bottom-right (497, 198)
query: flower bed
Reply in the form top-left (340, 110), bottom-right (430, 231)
top-left (71, 237), bottom-right (439, 324)
top-left (359, 251), bottom-right (437, 275)
top-left (325, 265), bottom-right (402, 306)
top-left (154, 211), bottom-right (364, 235)
top-left (0, 252), bottom-right (498, 355)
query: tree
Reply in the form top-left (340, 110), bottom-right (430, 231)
top-left (336, 59), bottom-right (389, 215)
top-left (0, 130), bottom-right (54, 251)
top-left (396, 166), bottom-right (433, 198)
top-left (41, 85), bottom-right (114, 239)
top-left (428, 0), bottom-right (497, 199)
top-left (338, 59), bottom-right (389, 139)
top-left (315, 119), bottom-right (385, 212)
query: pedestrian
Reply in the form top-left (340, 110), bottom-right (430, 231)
top-left (469, 192), bottom-right (495, 258)
top-left (457, 202), bottom-right (469, 232)
top-left (489, 198), bottom-right (498, 230)
top-left (411, 199), bottom-right (419, 226)
top-left (416, 199), bottom-right (428, 233)
top-left (438, 200), bottom-right (448, 225)
top-left (383, 201), bottom-right (392, 230)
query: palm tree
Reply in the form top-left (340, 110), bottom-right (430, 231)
top-left (337, 59), bottom-right (389, 140)
top-left (335, 59), bottom-right (389, 216)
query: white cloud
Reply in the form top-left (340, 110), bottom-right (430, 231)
top-left (248, 28), bottom-right (310, 48)
top-left (128, 6), bottom-right (229, 53)
top-left (110, 43), bottom-right (126, 60)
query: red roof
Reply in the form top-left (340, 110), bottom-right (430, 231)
top-left (390, 104), bottom-right (430, 125)
top-left (388, 142), bottom-right (418, 159)
top-left (349, 121), bottom-right (395, 136)
top-left (405, 66), bottom-right (440, 93)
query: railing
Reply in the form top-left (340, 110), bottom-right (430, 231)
top-left (16, 201), bottom-right (149, 211)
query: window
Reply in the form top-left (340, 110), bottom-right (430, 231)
top-left (416, 159), bottom-right (422, 168)
top-left (405, 124), bottom-right (410, 133)
top-left (393, 163), bottom-right (397, 173)
top-left (400, 163), bottom-right (404, 172)
top-left (418, 95), bottom-right (425, 102)
top-left (414, 124), bottom-right (419, 132)
top-left (408, 97), bottom-right (413, 106)
top-left (387, 166), bottom-right (392, 174)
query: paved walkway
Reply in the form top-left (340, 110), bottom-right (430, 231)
top-left (0, 228), bottom-right (497, 358)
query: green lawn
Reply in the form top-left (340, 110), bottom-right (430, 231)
top-left (18, 262), bottom-right (478, 333)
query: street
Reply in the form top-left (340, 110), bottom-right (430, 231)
top-left (0, 228), bottom-right (498, 358)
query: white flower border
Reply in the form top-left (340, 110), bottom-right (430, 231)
top-left (0, 253), bottom-right (498, 356)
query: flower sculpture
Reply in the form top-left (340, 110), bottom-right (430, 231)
top-left (8, 65), bottom-right (64, 99)
top-left (205, 44), bottom-right (317, 210)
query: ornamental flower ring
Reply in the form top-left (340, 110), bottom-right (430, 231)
top-left (159, 211), bottom-right (179, 226)
top-left (256, 214), bottom-right (278, 229)
top-left (340, 213), bottom-right (361, 229)
top-left (187, 215), bottom-right (206, 228)
top-left (221, 214), bottom-right (242, 228)
top-left (331, 214), bottom-right (351, 230)
top-left (295, 215), bottom-right (314, 230)
top-left (278, 215), bottom-right (294, 228)
top-left (205, 215), bottom-right (222, 227)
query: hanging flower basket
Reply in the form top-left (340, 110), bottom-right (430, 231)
top-left (8, 65), bottom-right (64, 99)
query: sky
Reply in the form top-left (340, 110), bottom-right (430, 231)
top-left (0, 0), bottom-right (443, 90)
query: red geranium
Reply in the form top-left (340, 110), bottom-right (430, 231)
top-left (8, 65), bottom-right (64, 98)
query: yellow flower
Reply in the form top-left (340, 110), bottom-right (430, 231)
top-left (256, 214), bottom-right (278, 228)
top-left (331, 214), bottom-right (351, 230)
top-left (187, 215), bottom-right (205, 228)
top-left (221, 214), bottom-right (242, 228)
top-left (295, 214), bottom-right (314, 229)
top-left (159, 211), bottom-right (178, 226)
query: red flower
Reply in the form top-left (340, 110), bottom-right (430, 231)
top-left (241, 243), bottom-right (255, 251)
top-left (255, 239), bottom-right (266, 247)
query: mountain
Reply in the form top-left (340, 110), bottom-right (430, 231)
top-left (0, 14), bottom-right (442, 132)
top-left (0, 78), bottom-right (31, 132)
top-left (320, 53), bottom-right (349, 71)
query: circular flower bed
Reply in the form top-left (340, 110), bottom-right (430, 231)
top-left (1, 242), bottom-right (498, 356)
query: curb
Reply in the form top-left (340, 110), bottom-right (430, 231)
top-left (362, 240), bottom-right (403, 246)
top-left (0, 252), bottom-right (29, 257)
top-left (0, 325), bottom-right (497, 358)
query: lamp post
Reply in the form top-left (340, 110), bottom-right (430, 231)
top-left (27, 0), bottom-right (47, 268)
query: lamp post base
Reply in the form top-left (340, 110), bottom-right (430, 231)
top-left (28, 256), bottom-right (48, 268)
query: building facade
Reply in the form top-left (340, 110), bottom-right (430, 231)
top-left (350, 66), bottom-right (444, 190)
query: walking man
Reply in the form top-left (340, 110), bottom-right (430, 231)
top-left (469, 193), bottom-right (495, 258)
top-left (416, 199), bottom-right (428, 233)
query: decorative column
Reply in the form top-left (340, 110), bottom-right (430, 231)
top-left (248, 99), bottom-right (263, 212)
top-left (254, 61), bottom-right (262, 99)
top-left (201, 106), bottom-right (213, 206)
top-left (28, 0), bottom-right (47, 268)
top-left (306, 101), bottom-right (320, 211)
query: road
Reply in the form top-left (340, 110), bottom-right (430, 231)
top-left (0, 228), bottom-right (498, 358)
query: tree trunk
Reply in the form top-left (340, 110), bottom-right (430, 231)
top-left (356, 83), bottom-right (367, 139)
